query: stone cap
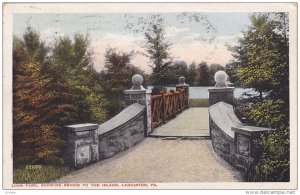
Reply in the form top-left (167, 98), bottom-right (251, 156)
top-left (208, 87), bottom-right (235, 92)
top-left (66, 123), bottom-right (99, 132)
top-left (232, 125), bottom-right (271, 136)
top-left (97, 103), bottom-right (145, 135)
top-left (176, 84), bottom-right (189, 87)
top-left (124, 89), bottom-right (150, 95)
top-left (209, 102), bottom-right (242, 139)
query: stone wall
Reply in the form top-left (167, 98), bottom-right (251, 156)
top-left (64, 103), bottom-right (146, 169)
top-left (209, 102), bottom-right (270, 173)
top-left (97, 103), bottom-right (145, 160)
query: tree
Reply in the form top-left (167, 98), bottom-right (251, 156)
top-left (187, 62), bottom-right (197, 86)
top-left (101, 48), bottom-right (144, 117)
top-left (208, 63), bottom-right (225, 85)
top-left (142, 15), bottom-right (173, 90)
top-left (170, 61), bottom-right (189, 84)
top-left (197, 61), bottom-right (210, 86)
top-left (228, 13), bottom-right (290, 182)
top-left (229, 13), bottom-right (289, 102)
top-left (225, 61), bottom-right (239, 85)
top-left (13, 28), bottom-right (75, 165)
top-left (50, 34), bottom-right (107, 123)
top-left (125, 13), bottom-right (217, 88)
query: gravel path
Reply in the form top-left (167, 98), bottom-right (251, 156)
top-left (57, 138), bottom-right (243, 183)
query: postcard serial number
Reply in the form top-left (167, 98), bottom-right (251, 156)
top-left (25, 165), bottom-right (42, 170)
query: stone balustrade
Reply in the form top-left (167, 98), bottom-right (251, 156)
top-left (208, 70), bottom-right (271, 173)
top-left (64, 103), bottom-right (146, 169)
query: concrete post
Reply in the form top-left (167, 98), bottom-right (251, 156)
top-left (124, 74), bottom-right (152, 136)
top-left (176, 76), bottom-right (190, 108)
top-left (208, 71), bottom-right (235, 106)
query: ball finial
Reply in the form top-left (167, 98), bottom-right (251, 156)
top-left (179, 76), bottom-right (186, 84)
top-left (131, 74), bottom-right (145, 90)
top-left (214, 70), bottom-right (228, 87)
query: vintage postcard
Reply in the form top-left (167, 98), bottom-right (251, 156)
top-left (2, 2), bottom-right (298, 191)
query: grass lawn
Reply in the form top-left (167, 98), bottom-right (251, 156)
top-left (13, 165), bottom-right (65, 183)
top-left (189, 98), bottom-right (209, 107)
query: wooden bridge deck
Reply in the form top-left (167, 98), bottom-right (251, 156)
top-left (149, 107), bottom-right (210, 138)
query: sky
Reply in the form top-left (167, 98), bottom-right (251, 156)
top-left (13, 12), bottom-right (252, 73)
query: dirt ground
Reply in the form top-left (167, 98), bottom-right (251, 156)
top-left (57, 138), bottom-right (243, 183)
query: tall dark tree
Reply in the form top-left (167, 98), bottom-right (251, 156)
top-left (101, 48), bottom-right (144, 117)
top-left (187, 62), bottom-right (197, 86)
top-left (170, 61), bottom-right (189, 84)
top-left (225, 61), bottom-right (239, 85)
top-left (208, 63), bottom-right (225, 85)
top-left (142, 15), bottom-right (173, 89)
top-left (197, 61), bottom-right (210, 86)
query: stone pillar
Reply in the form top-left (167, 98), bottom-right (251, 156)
top-left (64, 123), bottom-right (99, 169)
top-left (176, 76), bottom-right (190, 107)
top-left (208, 70), bottom-right (234, 106)
top-left (231, 125), bottom-right (270, 171)
top-left (124, 74), bottom-right (152, 136)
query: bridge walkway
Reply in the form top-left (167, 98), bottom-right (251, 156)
top-left (149, 107), bottom-right (210, 138)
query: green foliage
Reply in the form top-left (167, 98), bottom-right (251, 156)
top-left (197, 61), bottom-right (210, 86)
top-left (225, 61), bottom-right (239, 85)
top-left (145, 21), bottom-right (173, 89)
top-left (13, 28), bottom-right (107, 170)
top-left (101, 48), bottom-right (145, 117)
top-left (13, 60), bottom-right (74, 165)
top-left (13, 165), bottom-right (65, 183)
top-left (246, 128), bottom-right (290, 182)
top-left (240, 99), bottom-right (288, 129)
top-left (229, 13), bottom-right (290, 182)
top-left (228, 13), bottom-right (289, 101)
top-left (186, 62), bottom-right (197, 85)
top-left (209, 63), bottom-right (225, 85)
top-left (50, 34), bottom-right (107, 123)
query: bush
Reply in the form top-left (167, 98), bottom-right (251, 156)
top-left (246, 128), bottom-right (290, 182)
top-left (236, 99), bottom-right (290, 182)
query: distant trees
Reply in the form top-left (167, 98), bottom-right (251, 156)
top-left (125, 13), bottom-right (218, 89)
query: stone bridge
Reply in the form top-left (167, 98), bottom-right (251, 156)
top-left (62, 71), bottom-right (271, 182)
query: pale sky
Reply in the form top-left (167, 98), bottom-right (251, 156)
top-left (13, 12), bottom-right (252, 73)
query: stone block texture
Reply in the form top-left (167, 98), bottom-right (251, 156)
top-left (65, 103), bottom-right (146, 169)
top-left (209, 101), bottom-right (270, 173)
top-left (97, 103), bottom-right (145, 160)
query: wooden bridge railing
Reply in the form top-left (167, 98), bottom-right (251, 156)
top-left (151, 87), bottom-right (188, 128)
